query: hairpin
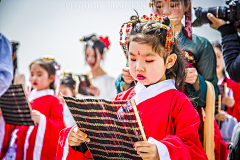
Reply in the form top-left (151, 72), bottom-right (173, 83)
top-left (99, 36), bottom-right (110, 49)
top-left (42, 55), bottom-right (55, 60)
top-left (119, 14), bottom-right (175, 53)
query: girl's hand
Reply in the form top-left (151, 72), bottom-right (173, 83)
top-left (215, 110), bottom-right (227, 122)
top-left (222, 96), bottom-right (235, 108)
top-left (122, 67), bottom-right (135, 84)
top-left (31, 110), bottom-right (41, 124)
top-left (68, 125), bottom-right (90, 146)
top-left (88, 85), bottom-right (100, 96)
top-left (134, 141), bottom-right (159, 160)
top-left (185, 68), bottom-right (198, 84)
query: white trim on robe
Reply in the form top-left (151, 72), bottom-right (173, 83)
top-left (62, 125), bottom-right (76, 160)
top-left (132, 79), bottom-right (176, 105)
top-left (28, 89), bottom-right (54, 102)
top-left (131, 79), bottom-right (175, 160)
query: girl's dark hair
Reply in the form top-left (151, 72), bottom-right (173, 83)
top-left (81, 34), bottom-right (107, 66)
top-left (29, 58), bottom-right (57, 90)
top-left (11, 42), bottom-right (19, 84)
top-left (211, 42), bottom-right (222, 52)
top-left (60, 73), bottom-right (76, 93)
top-left (128, 17), bottom-right (186, 91)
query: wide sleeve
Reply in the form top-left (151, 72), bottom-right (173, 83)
top-left (227, 82), bottom-right (240, 122)
top-left (56, 125), bottom-right (92, 160)
top-left (218, 24), bottom-right (240, 82)
top-left (0, 34), bottom-right (13, 96)
top-left (187, 37), bottom-right (218, 107)
top-left (158, 97), bottom-right (207, 160)
top-left (36, 97), bottom-right (66, 159)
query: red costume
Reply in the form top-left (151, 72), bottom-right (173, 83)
top-left (57, 80), bottom-right (207, 160)
top-left (2, 89), bottom-right (65, 160)
top-left (218, 76), bottom-right (240, 122)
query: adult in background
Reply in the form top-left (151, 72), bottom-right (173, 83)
top-left (207, 13), bottom-right (240, 82)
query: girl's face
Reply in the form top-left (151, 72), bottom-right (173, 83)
top-left (214, 47), bottom-right (225, 76)
top-left (128, 42), bottom-right (167, 85)
top-left (153, 0), bottom-right (189, 26)
top-left (30, 64), bottom-right (54, 91)
top-left (57, 86), bottom-right (73, 104)
top-left (85, 46), bottom-right (103, 70)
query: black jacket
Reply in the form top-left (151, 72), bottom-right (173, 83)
top-left (218, 24), bottom-right (240, 82)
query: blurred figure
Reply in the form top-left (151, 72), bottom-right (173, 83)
top-left (4, 56), bottom-right (65, 160)
top-left (11, 42), bottom-right (26, 85)
top-left (213, 42), bottom-right (240, 143)
top-left (57, 72), bottom-right (76, 127)
top-left (207, 13), bottom-right (240, 82)
top-left (0, 33), bottom-right (13, 96)
top-left (79, 34), bottom-right (116, 100)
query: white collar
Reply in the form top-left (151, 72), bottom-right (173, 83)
top-left (132, 79), bottom-right (176, 105)
top-left (28, 89), bottom-right (54, 102)
top-left (218, 76), bottom-right (225, 85)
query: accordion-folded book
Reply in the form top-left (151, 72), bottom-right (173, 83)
top-left (63, 96), bottom-right (146, 160)
top-left (0, 84), bottom-right (34, 126)
top-left (78, 74), bottom-right (93, 96)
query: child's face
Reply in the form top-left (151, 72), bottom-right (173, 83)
top-left (128, 42), bottom-right (167, 85)
top-left (214, 47), bottom-right (225, 76)
top-left (153, 0), bottom-right (188, 27)
top-left (85, 47), bottom-right (102, 70)
top-left (57, 86), bottom-right (73, 104)
top-left (30, 64), bottom-right (54, 91)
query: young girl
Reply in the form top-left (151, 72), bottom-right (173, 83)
top-left (57, 16), bottom-right (207, 160)
top-left (213, 42), bottom-right (240, 142)
top-left (116, 0), bottom-right (218, 108)
top-left (78, 35), bottom-right (116, 101)
top-left (3, 57), bottom-right (65, 160)
top-left (57, 72), bottom-right (76, 127)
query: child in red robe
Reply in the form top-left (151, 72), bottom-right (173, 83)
top-left (2, 57), bottom-right (65, 160)
top-left (57, 16), bottom-right (207, 160)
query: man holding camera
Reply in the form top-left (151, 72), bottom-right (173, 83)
top-left (207, 13), bottom-right (240, 83)
top-left (207, 12), bottom-right (240, 160)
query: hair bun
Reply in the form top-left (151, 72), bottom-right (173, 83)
top-left (162, 17), bottom-right (170, 26)
top-left (80, 34), bottom-right (97, 42)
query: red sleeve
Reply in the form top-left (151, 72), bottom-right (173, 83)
top-left (40, 97), bottom-right (66, 159)
top-left (160, 94), bottom-right (208, 160)
top-left (228, 81), bottom-right (240, 121)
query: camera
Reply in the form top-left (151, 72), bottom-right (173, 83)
top-left (192, 0), bottom-right (240, 27)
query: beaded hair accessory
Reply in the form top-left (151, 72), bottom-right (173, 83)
top-left (80, 35), bottom-right (110, 52)
top-left (41, 55), bottom-right (61, 70)
top-left (119, 13), bottom-right (175, 58)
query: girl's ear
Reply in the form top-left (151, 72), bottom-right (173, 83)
top-left (166, 54), bottom-right (177, 69)
top-left (49, 74), bottom-right (55, 83)
top-left (101, 52), bottom-right (105, 60)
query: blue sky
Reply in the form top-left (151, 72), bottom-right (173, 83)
top-left (0, 0), bottom-right (226, 81)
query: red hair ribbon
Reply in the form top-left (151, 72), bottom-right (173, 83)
top-left (99, 36), bottom-right (110, 49)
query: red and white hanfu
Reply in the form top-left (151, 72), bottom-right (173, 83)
top-left (57, 80), bottom-right (208, 160)
top-left (3, 89), bottom-right (65, 160)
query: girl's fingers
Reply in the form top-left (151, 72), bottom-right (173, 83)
top-left (121, 72), bottom-right (132, 77)
top-left (72, 131), bottom-right (88, 142)
top-left (122, 67), bottom-right (129, 72)
top-left (69, 140), bottom-right (82, 146)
